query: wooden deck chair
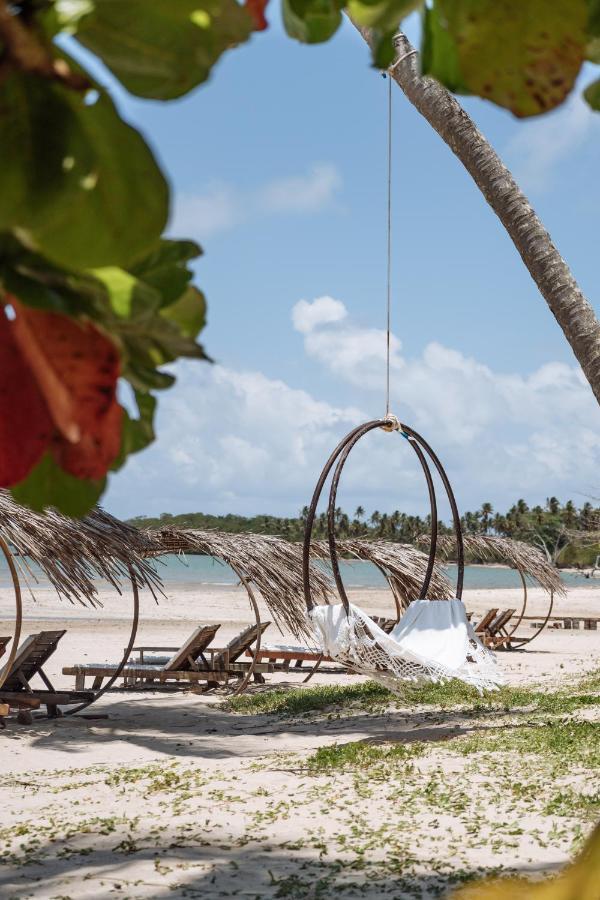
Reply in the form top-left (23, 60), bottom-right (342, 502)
top-left (63, 624), bottom-right (221, 690)
top-left (0, 635), bottom-right (11, 659)
top-left (0, 630), bottom-right (94, 718)
top-left (473, 609), bottom-right (499, 636)
top-left (482, 609), bottom-right (517, 649)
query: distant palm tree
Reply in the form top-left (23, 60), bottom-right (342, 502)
top-left (355, 505), bottom-right (365, 521)
top-left (370, 510), bottom-right (381, 528)
top-left (480, 502), bottom-right (493, 533)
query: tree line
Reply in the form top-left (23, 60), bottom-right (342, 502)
top-left (129, 497), bottom-right (600, 567)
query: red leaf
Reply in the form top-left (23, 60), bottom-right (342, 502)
top-left (0, 309), bottom-right (53, 486)
top-left (245, 0), bottom-right (269, 30)
top-left (0, 299), bottom-right (123, 486)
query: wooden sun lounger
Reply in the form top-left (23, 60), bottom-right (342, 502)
top-left (0, 635), bottom-right (11, 659)
top-left (0, 630), bottom-right (94, 718)
top-left (63, 622), bottom-right (271, 692)
top-left (475, 608), bottom-right (516, 649)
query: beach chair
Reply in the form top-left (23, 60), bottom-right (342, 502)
top-left (476, 609), bottom-right (516, 649)
top-left (63, 622), bottom-right (273, 692)
top-left (0, 630), bottom-right (94, 718)
top-left (63, 624), bottom-right (221, 690)
top-left (0, 635), bottom-right (11, 659)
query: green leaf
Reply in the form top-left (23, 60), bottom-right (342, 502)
top-left (584, 77), bottom-right (600, 108)
top-left (0, 69), bottom-right (168, 269)
top-left (282, 0), bottom-right (344, 43)
top-left (161, 286), bottom-right (206, 339)
top-left (347, 1), bottom-right (423, 68)
top-left (421, 4), bottom-right (470, 94)
top-left (61, 0), bottom-right (254, 100)
top-left (129, 239), bottom-right (202, 307)
top-left (0, 232), bottom-right (107, 316)
top-left (426, 0), bottom-right (588, 117)
top-left (11, 453), bottom-right (105, 517)
top-left (91, 266), bottom-right (162, 318)
top-left (113, 391), bottom-right (157, 469)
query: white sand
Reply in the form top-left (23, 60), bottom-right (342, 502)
top-left (1, 582), bottom-right (599, 898)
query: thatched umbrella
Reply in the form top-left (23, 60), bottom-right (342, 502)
top-left (0, 492), bottom-right (162, 607)
top-left (0, 492), bottom-right (163, 699)
top-left (418, 533), bottom-right (566, 647)
top-left (311, 539), bottom-right (451, 619)
top-left (144, 527), bottom-right (331, 641)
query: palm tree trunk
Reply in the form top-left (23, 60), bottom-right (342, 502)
top-left (352, 23), bottom-right (600, 405)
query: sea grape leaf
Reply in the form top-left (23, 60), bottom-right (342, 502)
top-left (244, 0), bottom-right (270, 30)
top-left (421, 3), bottom-right (470, 93)
top-left (113, 390), bottom-right (157, 469)
top-left (425, 0), bottom-right (588, 117)
top-left (11, 453), bottom-right (106, 517)
top-left (129, 239), bottom-right (201, 307)
top-left (450, 821), bottom-right (600, 898)
top-left (0, 306), bottom-right (53, 486)
top-left (347, 1), bottom-right (423, 68)
top-left (0, 69), bottom-right (168, 268)
top-left (282, 0), bottom-right (345, 43)
top-left (91, 267), bottom-right (162, 319)
top-left (161, 286), bottom-right (207, 340)
top-left (584, 77), bottom-right (600, 108)
top-left (0, 299), bottom-right (123, 491)
top-left (61, 0), bottom-right (254, 100)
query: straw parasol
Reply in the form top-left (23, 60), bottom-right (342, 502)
top-left (144, 527), bottom-right (332, 640)
top-left (311, 538), bottom-right (451, 618)
top-left (0, 491), bottom-right (162, 607)
top-left (418, 533), bottom-right (565, 647)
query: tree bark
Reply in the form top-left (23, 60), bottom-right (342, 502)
top-left (353, 23), bottom-right (600, 406)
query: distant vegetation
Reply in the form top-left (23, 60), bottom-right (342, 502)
top-left (129, 497), bottom-right (600, 568)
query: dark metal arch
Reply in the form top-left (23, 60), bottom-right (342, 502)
top-left (303, 419), bottom-right (465, 618)
top-left (0, 535), bottom-right (23, 693)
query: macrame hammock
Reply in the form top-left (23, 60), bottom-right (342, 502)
top-left (301, 74), bottom-right (502, 695)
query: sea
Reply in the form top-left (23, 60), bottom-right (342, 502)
top-left (146, 553), bottom-right (597, 590)
top-left (0, 553), bottom-right (596, 592)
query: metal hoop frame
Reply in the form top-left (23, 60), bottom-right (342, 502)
top-left (0, 535), bottom-right (23, 693)
top-left (302, 420), bottom-right (465, 616)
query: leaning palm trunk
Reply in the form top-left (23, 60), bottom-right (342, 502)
top-left (351, 22), bottom-right (600, 406)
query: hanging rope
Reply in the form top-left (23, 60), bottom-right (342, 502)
top-left (385, 72), bottom-right (392, 418)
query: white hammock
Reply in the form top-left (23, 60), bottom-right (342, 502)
top-left (309, 599), bottom-right (503, 694)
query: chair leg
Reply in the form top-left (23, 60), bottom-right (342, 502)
top-left (253, 672), bottom-right (266, 684)
top-left (75, 674), bottom-right (85, 691)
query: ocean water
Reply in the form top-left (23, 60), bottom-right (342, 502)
top-left (1, 553), bottom-right (596, 592)
top-left (148, 554), bottom-right (596, 590)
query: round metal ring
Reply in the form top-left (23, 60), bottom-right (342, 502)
top-left (0, 536), bottom-right (23, 693)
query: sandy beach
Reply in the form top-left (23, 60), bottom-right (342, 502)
top-left (1, 581), bottom-right (599, 898)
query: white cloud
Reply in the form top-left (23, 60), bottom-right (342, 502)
top-left (292, 296), bottom-right (347, 334)
top-left (107, 295), bottom-right (599, 519)
top-left (505, 95), bottom-right (598, 192)
top-left (260, 164), bottom-right (342, 214)
top-left (172, 184), bottom-right (240, 239)
top-left (170, 163), bottom-right (341, 241)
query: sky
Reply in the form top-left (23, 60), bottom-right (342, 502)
top-left (93, 12), bottom-right (600, 522)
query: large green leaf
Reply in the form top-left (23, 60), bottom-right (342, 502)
top-left (347, 1), bottom-right (423, 68)
top-left (58, 0), bottom-right (254, 100)
top-left (0, 70), bottom-right (168, 269)
top-left (425, 0), bottom-right (588, 117)
top-left (421, 4), bottom-right (470, 94)
top-left (11, 453), bottom-right (106, 517)
top-left (584, 77), bottom-right (600, 108)
top-left (282, 0), bottom-right (345, 43)
top-left (161, 285), bottom-right (207, 340)
top-left (129, 239), bottom-right (201, 307)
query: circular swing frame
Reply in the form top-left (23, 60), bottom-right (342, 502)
top-left (0, 538), bottom-right (142, 717)
top-left (302, 419), bottom-right (465, 618)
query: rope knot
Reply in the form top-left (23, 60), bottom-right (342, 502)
top-left (381, 414), bottom-right (401, 433)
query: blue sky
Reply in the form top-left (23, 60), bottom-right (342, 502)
top-left (97, 13), bottom-right (600, 521)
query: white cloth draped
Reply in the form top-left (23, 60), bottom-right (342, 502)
top-left (309, 599), bottom-right (502, 693)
